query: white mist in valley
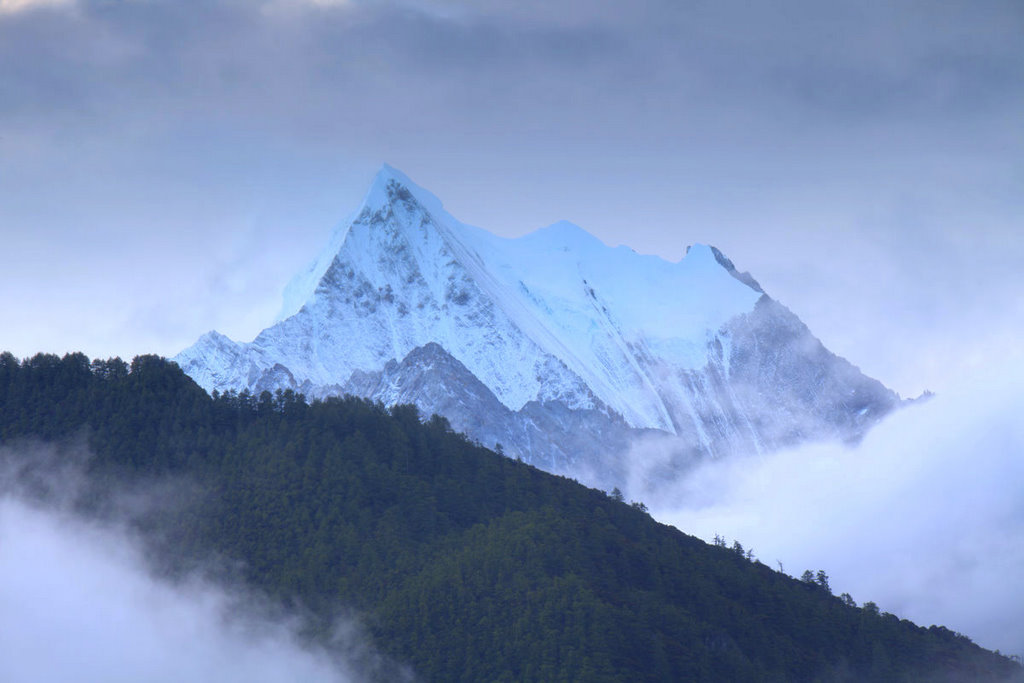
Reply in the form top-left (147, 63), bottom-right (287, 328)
top-left (648, 354), bottom-right (1024, 657)
top-left (0, 446), bottom-right (401, 683)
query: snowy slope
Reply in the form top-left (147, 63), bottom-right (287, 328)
top-left (175, 165), bottom-right (899, 474)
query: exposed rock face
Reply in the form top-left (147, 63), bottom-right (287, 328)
top-left (175, 165), bottom-right (900, 489)
top-left (338, 342), bottom-right (639, 475)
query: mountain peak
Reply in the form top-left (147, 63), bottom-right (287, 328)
top-left (366, 163), bottom-right (413, 200)
top-left (686, 243), bottom-right (764, 293)
top-left (522, 220), bottom-right (607, 253)
top-left (276, 165), bottom-right (452, 322)
top-left (178, 164), bottom-right (900, 480)
top-left (361, 163), bottom-right (447, 221)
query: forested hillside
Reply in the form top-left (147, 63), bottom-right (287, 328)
top-left (1, 351), bottom-right (1019, 682)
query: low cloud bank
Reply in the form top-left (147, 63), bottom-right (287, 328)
top-left (0, 444), bottom-right (407, 683)
top-left (649, 354), bottom-right (1024, 656)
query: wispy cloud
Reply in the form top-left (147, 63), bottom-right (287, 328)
top-left (0, 0), bottom-right (73, 14)
top-left (650, 351), bottom-right (1024, 655)
top-left (0, 443), bottom-right (410, 683)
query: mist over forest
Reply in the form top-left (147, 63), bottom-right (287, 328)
top-left (0, 441), bottom-right (404, 683)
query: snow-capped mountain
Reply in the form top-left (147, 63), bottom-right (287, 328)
top-left (175, 165), bottom-right (899, 487)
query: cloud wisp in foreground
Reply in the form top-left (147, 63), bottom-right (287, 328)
top-left (0, 443), bottom-right (404, 683)
top-left (650, 354), bottom-right (1024, 657)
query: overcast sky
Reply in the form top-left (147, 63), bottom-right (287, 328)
top-left (1, 0), bottom-right (1020, 398)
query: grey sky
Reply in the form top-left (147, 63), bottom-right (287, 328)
top-left (1, 0), bottom-right (1021, 397)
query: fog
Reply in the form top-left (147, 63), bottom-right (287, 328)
top-left (649, 351), bottom-right (1024, 656)
top-left (0, 444), bottom-right (407, 683)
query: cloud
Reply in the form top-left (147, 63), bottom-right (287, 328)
top-left (260, 0), bottom-right (352, 15)
top-left (0, 444), bottom-right (407, 683)
top-left (650, 350), bottom-right (1024, 656)
top-left (0, 501), bottom-right (356, 682)
top-left (0, 0), bottom-right (73, 14)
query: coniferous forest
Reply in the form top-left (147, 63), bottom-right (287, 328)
top-left (1, 351), bottom-right (1020, 682)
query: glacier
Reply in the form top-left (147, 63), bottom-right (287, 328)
top-left (175, 165), bottom-right (899, 487)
